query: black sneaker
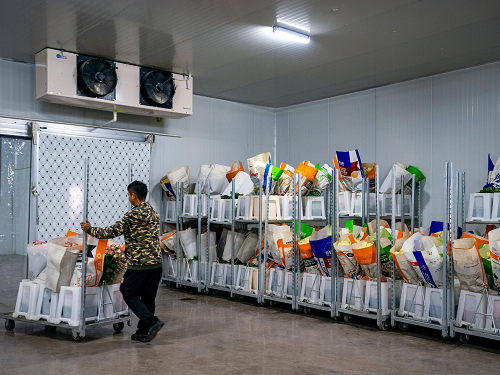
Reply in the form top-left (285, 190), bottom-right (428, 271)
top-left (131, 332), bottom-right (146, 341)
top-left (139, 320), bottom-right (164, 342)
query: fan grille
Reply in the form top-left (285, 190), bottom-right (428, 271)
top-left (140, 70), bottom-right (175, 108)
top-left (77, 58), bottom-right (117, 98)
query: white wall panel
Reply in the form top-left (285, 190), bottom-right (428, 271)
top-left (431, 62), bottom-right (500, 222)
top-left (277, 62), bottom-right (500, 227)
top-left (329, 89), bottom-right (376, 164)
top-left (375, 78), bottom-right (432, 221)
top-left (275, 108), bottom-right (289, 165)
top-left (287, 99), bottom-right (329, 168)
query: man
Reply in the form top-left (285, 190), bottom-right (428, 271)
top-left (81, 181), bottom-right (164, 343)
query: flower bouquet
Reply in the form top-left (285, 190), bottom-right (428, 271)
top-left (99, 243), bottom-right (127, 286)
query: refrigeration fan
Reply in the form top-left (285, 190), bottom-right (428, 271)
top-left (77, 56), bottom-right (118, 100)
top-left (140, 68), bottom-right (176, 109)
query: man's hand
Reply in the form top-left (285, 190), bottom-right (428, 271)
top-left (81, 220), bottom-right (91, 233)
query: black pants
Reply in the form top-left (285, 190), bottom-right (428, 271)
top-left (120, 267), bottom-right (162, 333)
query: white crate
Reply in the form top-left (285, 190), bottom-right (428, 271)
top-left (423, 287), bottom-right (444, 324)
top-left (338, 192), bottom-right (352, 216)
top-left (485, 294), bottom-right (500, 331)
top-left (236, 196), bottom-right (252, 220)
top-left (364, 280), bottom-right (401, 315)
top-left (491, 193), bottom-right (500, 221)
top-left (165, 201), bottom-right (177, 221)
top-left (455, 289), bottom-right (487, 329)
top-left (283, 270), bottom-right (301, 299)
top-left (183, 194), bottom-right (208, 216)
top-left (268, 268), bottom-right (287, 297)
top-left (100, 283), bottom-right (128, 319)
top-left (13, 280), bottom-right (41, 320)
top-left (281, 196), bottom-right (301, 220)
top-left (398, 283), bottom-right (426, 319)
top-left (53, 286), bottom-right (100, 326)
top-left (210, 198), bottom-right (224, 221)
top-left (300, 273), bottom-right (322, 304)
top-left (184, 259), bottom-right (199, 282)
top-left (341, 278), bottom-right (367, 311)
top-left (467, 193), bottom-right (493, 222)
top-left (319, 275), bottom-right (343, 307)
top-left (350, 193), bottom-right (362, 217)
top-left (249, 195), bottom-right (281, 220)
top-left (35, 284), bottom-right (59, 322)
top-left (302, 196), bottom-right (326, 220)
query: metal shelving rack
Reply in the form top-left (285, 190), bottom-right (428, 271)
top-left (450, 169), bottom-right (500, 343)
top-left (389, 165), bottom-right (449, 337)
top-left (334, 165), bottom-right (391, 330)
top-left (1, 158), bottom-right (132, 341)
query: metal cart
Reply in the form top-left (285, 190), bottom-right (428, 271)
top-left (1, 158), bottom-right (132, 341)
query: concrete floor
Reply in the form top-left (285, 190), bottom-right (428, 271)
top-left (2, 255), bottom-right (500, 375)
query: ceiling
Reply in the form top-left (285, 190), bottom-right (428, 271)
top-left (1, 0), bottom-right (500, 108)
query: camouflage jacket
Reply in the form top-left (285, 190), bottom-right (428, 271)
top-left (89, 202), bottom-right (162, 269)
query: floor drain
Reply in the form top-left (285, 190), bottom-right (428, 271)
top-left (179, 298), bottom-right (194, 301)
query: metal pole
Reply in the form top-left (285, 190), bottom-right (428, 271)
top-left (197, 181), bottom-right (202, 293)
top-left (258, 176), bottom-right (263, 303)
top-left (128, 164), bottom-right (132, 210)
top-left (263, 176), bottom-right (270, 302)
top-left (390, 166), bottom-right (396, 328)
top-left (79, 157), bottom-right (89, 337)
top-left (361, 177), bottom-right (366, 225)
top-left (329, 178), bottom-right (336, 318)
top-left (411, 175), bottom-right (416, 233)
top-left (375, 165), bottom-right (382, 327)
top-left (365, 178), bottom-right (370, 225)
top-left (175, 182), bottom-right (181, 288)
top-left (231, 179), bottom-right (236, 298)
top-left (462, 172), bottom-right (466, 230)
top-left (442, 162), bottom-right (449, 338)
top-left (334, 171), bottom-right (340, 317)
top-left (449, 168), bottom-right (458, 338)
top-left (296, 173), bottom-right (302, 310)
top-left (206, 180), bottom-right (211, 291)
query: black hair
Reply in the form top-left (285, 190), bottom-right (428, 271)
top-left (128, 181), bottom-right (148, 200)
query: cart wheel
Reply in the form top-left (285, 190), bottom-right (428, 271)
top-left (343, 314), bottom-right (353, 323)
top-left (5, 320), bottom-right (15, 331)
top-left (213, 290), bottom-right (220, 296)
top-left (113, 322), bottom-right (125, 332)
top-left (237, 295), bottom-right (245, 301)
top-left (304, 307), bottom-right (312, 315)
top-left (127, 319), bottom-right (132, 327)
top-left (72, 330), bottom-right (84, 341)
top-left (459, 333), bottom-right (470, 344)
top-left (269, 300), bottom-right (277, 307)
top-left (378, 320), bottom-right (389, 331)
top-left (397, 322), bottom-right (409, 331)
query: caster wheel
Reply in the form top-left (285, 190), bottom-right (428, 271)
top-left (213, 290), bottom-right (220, 296)
top-left (459, 333), bottom-right (470, 344)
top-left (5, 319), bottom-right (15, 331)
top-left (269, 301), bottom-right (277, 307)
top-left (237, 295), bottom-right (245, 301)
top-left (378, 320), bottom-right (389, 331)
top-left (343, 314), bottom-right (353, 323)
top-left (113, 322), bottom-right (125, 332)
top-left (127, 319), bottom-right (132, 327)
top-left (45, 325), bottom-right (57, 332)
top-left (397, 322), bottom-right (409, 331)
top-left (72, 330), bottom-right (84, 341)
top-left (304, 307), bottom-right (312, 315)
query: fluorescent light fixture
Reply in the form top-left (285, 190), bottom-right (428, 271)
top-left (272, 25), bottom-right (310, 44)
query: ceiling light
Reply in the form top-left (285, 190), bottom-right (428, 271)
top-left (272, 25), bottom-right (310, 44)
